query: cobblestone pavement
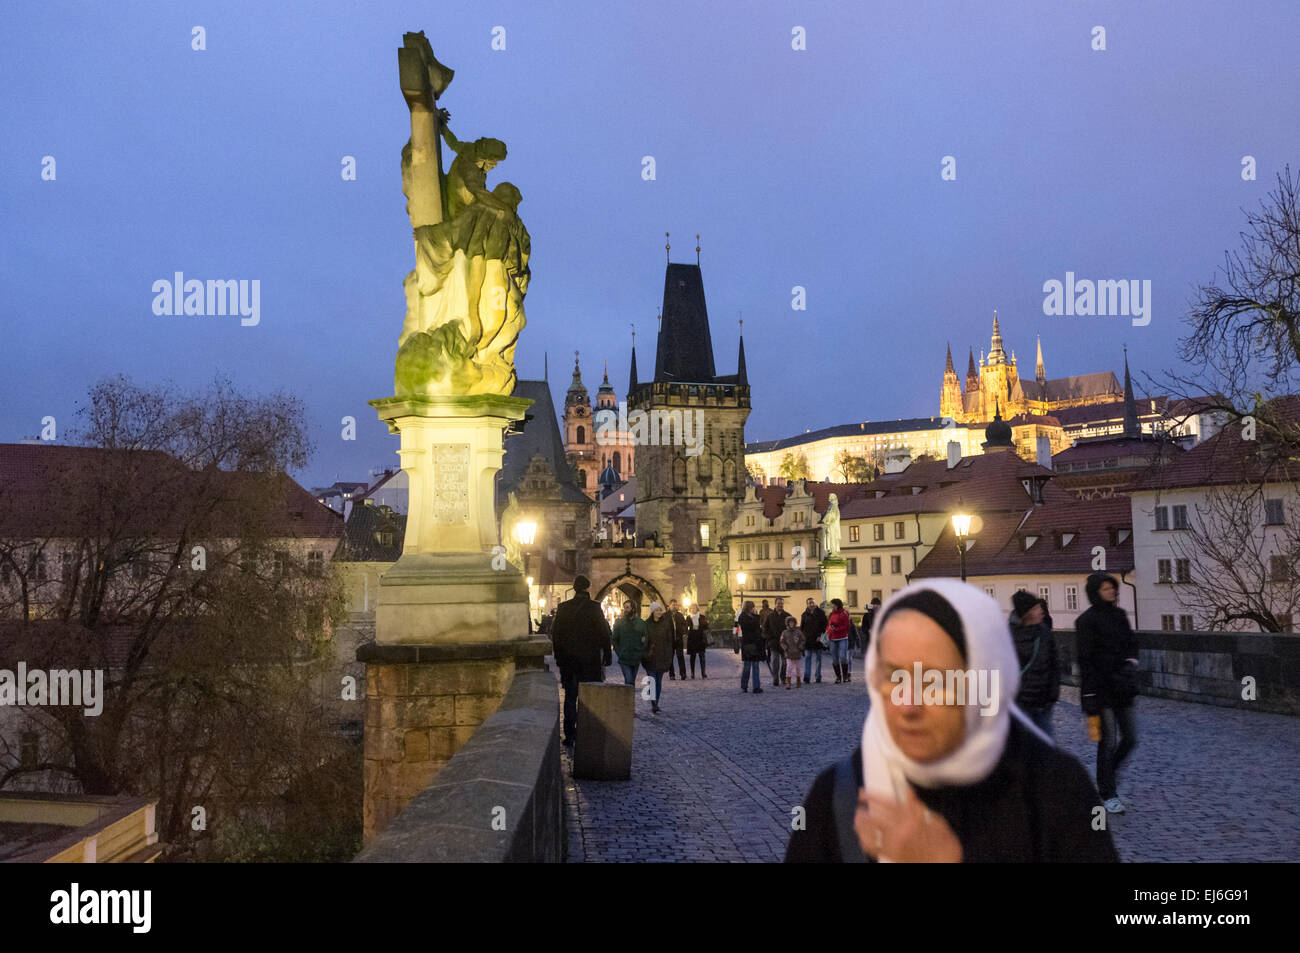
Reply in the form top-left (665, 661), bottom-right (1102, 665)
top-left (558, 649), bottom-right (1300, 863)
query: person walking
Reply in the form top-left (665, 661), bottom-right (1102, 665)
top-left (642, 601), bottom-right (674, 713)
top-left (785, 580), bottom-right (1118, 862)
top-left (763, 596), bottom-right (793, 687)
top-left (859, 597), bottom-right (881, 657)
top-left (827, 598), bottom-right (852, 683)
top-left (1009, 591), bottom-right (1059, 739)
top-left (738, 600), bottom-right (765, 694)
top-left (686, 605), bottom-right (709, 678)
top-left (611, 599), bottom-right (647, 686)
top-left (1076, 572), bottom-right (1140, 814)
top-left (666, 599), bottom-right (689, 680)
top-left (549, 575), bottom-right (613, 748)
top-left (801, 597), bottom-right (828, 683)
top-left (758, 599), bottom-right (772, 632)
top-left (780, 615), bottom-right (806, 689)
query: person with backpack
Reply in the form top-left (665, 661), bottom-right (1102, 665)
top-left (826, 598), bottom-right (852, 683)
top-left (1076, 572), bottom-right (1140, 815)
top-left (784, 580), bottom-right (1117, 863)
top-left (1009, 591), bottom-right (1059, 739)
top-left (738, 601), bottom-right (765, 694)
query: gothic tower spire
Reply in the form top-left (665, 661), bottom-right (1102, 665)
top-left (1122, 346), bottom-right (1140, 438)
top-left (1035, 335), bottom-right (1046, 384)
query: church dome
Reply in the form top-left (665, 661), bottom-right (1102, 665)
top-left (983, 403), bottom-right (1014, 449)
top-left (598, 462), bottom-right (620, 486)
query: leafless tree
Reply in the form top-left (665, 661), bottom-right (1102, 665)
top-left (0, 376), bottom-right (353, 860)
top-left (1164, 481), bottom-right (1300, 632)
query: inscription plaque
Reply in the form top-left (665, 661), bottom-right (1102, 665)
top-left (432, 444), bottom-right (470, 524)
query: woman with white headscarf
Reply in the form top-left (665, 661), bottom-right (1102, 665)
top-left (785, 579), bottom-right (1117, 862)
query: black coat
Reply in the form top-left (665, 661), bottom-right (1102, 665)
top-left (1076, 573), bottom-right (1140, 715)
top-left (739, 613), bottom-right (766, 662)
top-left (1010, 610), bottom-right (1060, 709)
top-left (668, 609), bottom-right (688, 648)
top-left (785, 720), bottom-right (1119, 863)
top-left (763, 609), bottom-right (792, 649)
top-left (685, 613), bottom-right (709, 653)
top-left (860, 607), bottom-right (878, 651)
top-left (550, 592), bottom-right (612, 681)
top-left (800, 607), bottom-right (828, 648)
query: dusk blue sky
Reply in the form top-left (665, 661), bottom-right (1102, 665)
top-left (4, 0), bottom-right (1299, 489)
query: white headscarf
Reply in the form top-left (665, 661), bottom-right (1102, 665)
top-left (648, 601), bottom-right (663, 616)
top-left (862, 579), bottom-right (1044, 805)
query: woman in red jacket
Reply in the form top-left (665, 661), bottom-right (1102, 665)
top-left (827, 598), bottom-right (853, 683)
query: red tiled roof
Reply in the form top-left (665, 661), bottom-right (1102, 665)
top-left (752, 481), bottom-right (874, 520)
top-left (1131, 395), bottom-right (1300, 491)
top-left (0, 443), bottom-right (342, 541)
top-left (839, 452), bottom-right (1070, 521)
top-left (910, 495), bottom-right (1135, 578)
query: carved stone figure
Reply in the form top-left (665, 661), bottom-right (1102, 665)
top-left (394, 31), bottom-right (530, 398)
top-left (821, 492), bottom-right (841, 558)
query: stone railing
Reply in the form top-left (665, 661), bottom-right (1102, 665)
top-left (354, 666), bottom-right (563, 863)
top-left (1055, 629), bottom-right (1300, 716)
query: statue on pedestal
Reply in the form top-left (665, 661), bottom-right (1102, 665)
top-left (394, 31), bottom-right (530, 398)
top-left (821, 493), bottom-right (841, 559)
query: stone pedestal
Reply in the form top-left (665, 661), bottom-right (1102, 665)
top-left (820, 558), bottom-right (848, 607)
top-left (359, 392), bottom-right (541, 843)
top-left (358, 638), bottom-right (551, 842)
top-left (573, 682), bottom-right (634, 780)
top-left (368, 393), bottom-right (533, 645)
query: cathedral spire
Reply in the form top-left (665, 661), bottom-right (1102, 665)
top-left (628, 324), bottom-right (639, 395)
top-left (737, 318), bottom-right (748, 386)
top-left (966, 347), bottom-right (979, 389)
top-left (1122, 346), bottom-right (1140, 438)
top-left (988, 310), bottom-right (1007, 365)
top-left (944, 342), bottom-right (956, 377)
top-left (1035, 335), bottom-right (1046, 384)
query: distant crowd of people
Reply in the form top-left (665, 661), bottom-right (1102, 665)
top-left (548, 570), bottom-right (1140, 862)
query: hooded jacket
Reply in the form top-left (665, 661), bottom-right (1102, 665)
top-left (1076, 572), bottom-right (1140, 715)
top-left (1009, 606), bottom-right (1059, 709)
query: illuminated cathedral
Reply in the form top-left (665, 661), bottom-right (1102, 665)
top-left (940, 313), bottom-right (1124, 424)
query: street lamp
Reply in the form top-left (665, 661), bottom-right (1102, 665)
top-left (516, 520), bottom-right (538, 631)
top-left (951, 512), bottom-right (972, 583)
top-left (736, 571), bottom-right (747, 617)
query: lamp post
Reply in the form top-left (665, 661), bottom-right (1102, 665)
top-left (951, 512), bottom-right (972, 583)
top-left (516, 519), bottom-right (538, 631)
top-left (736, 571), bottom-right (747, 618)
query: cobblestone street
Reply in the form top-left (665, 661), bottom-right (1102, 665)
top-left (558, 649), bottom-right (1300, 863)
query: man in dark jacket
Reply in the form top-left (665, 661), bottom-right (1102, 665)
top-left (762, 596), bottom-right (793, 686)
top-left (860, 597), bottom-right (881, 656)
top-left (666, 599), bottom-right (689, 680)
top-left (550, 575), bottom-right (613, 748)
top-left (1076, 572), bottom-right (1140, 814)
top-left (1010, 591), bottom-right (1059, 738)
top-left (800, 598), bottom-right (828, 683)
